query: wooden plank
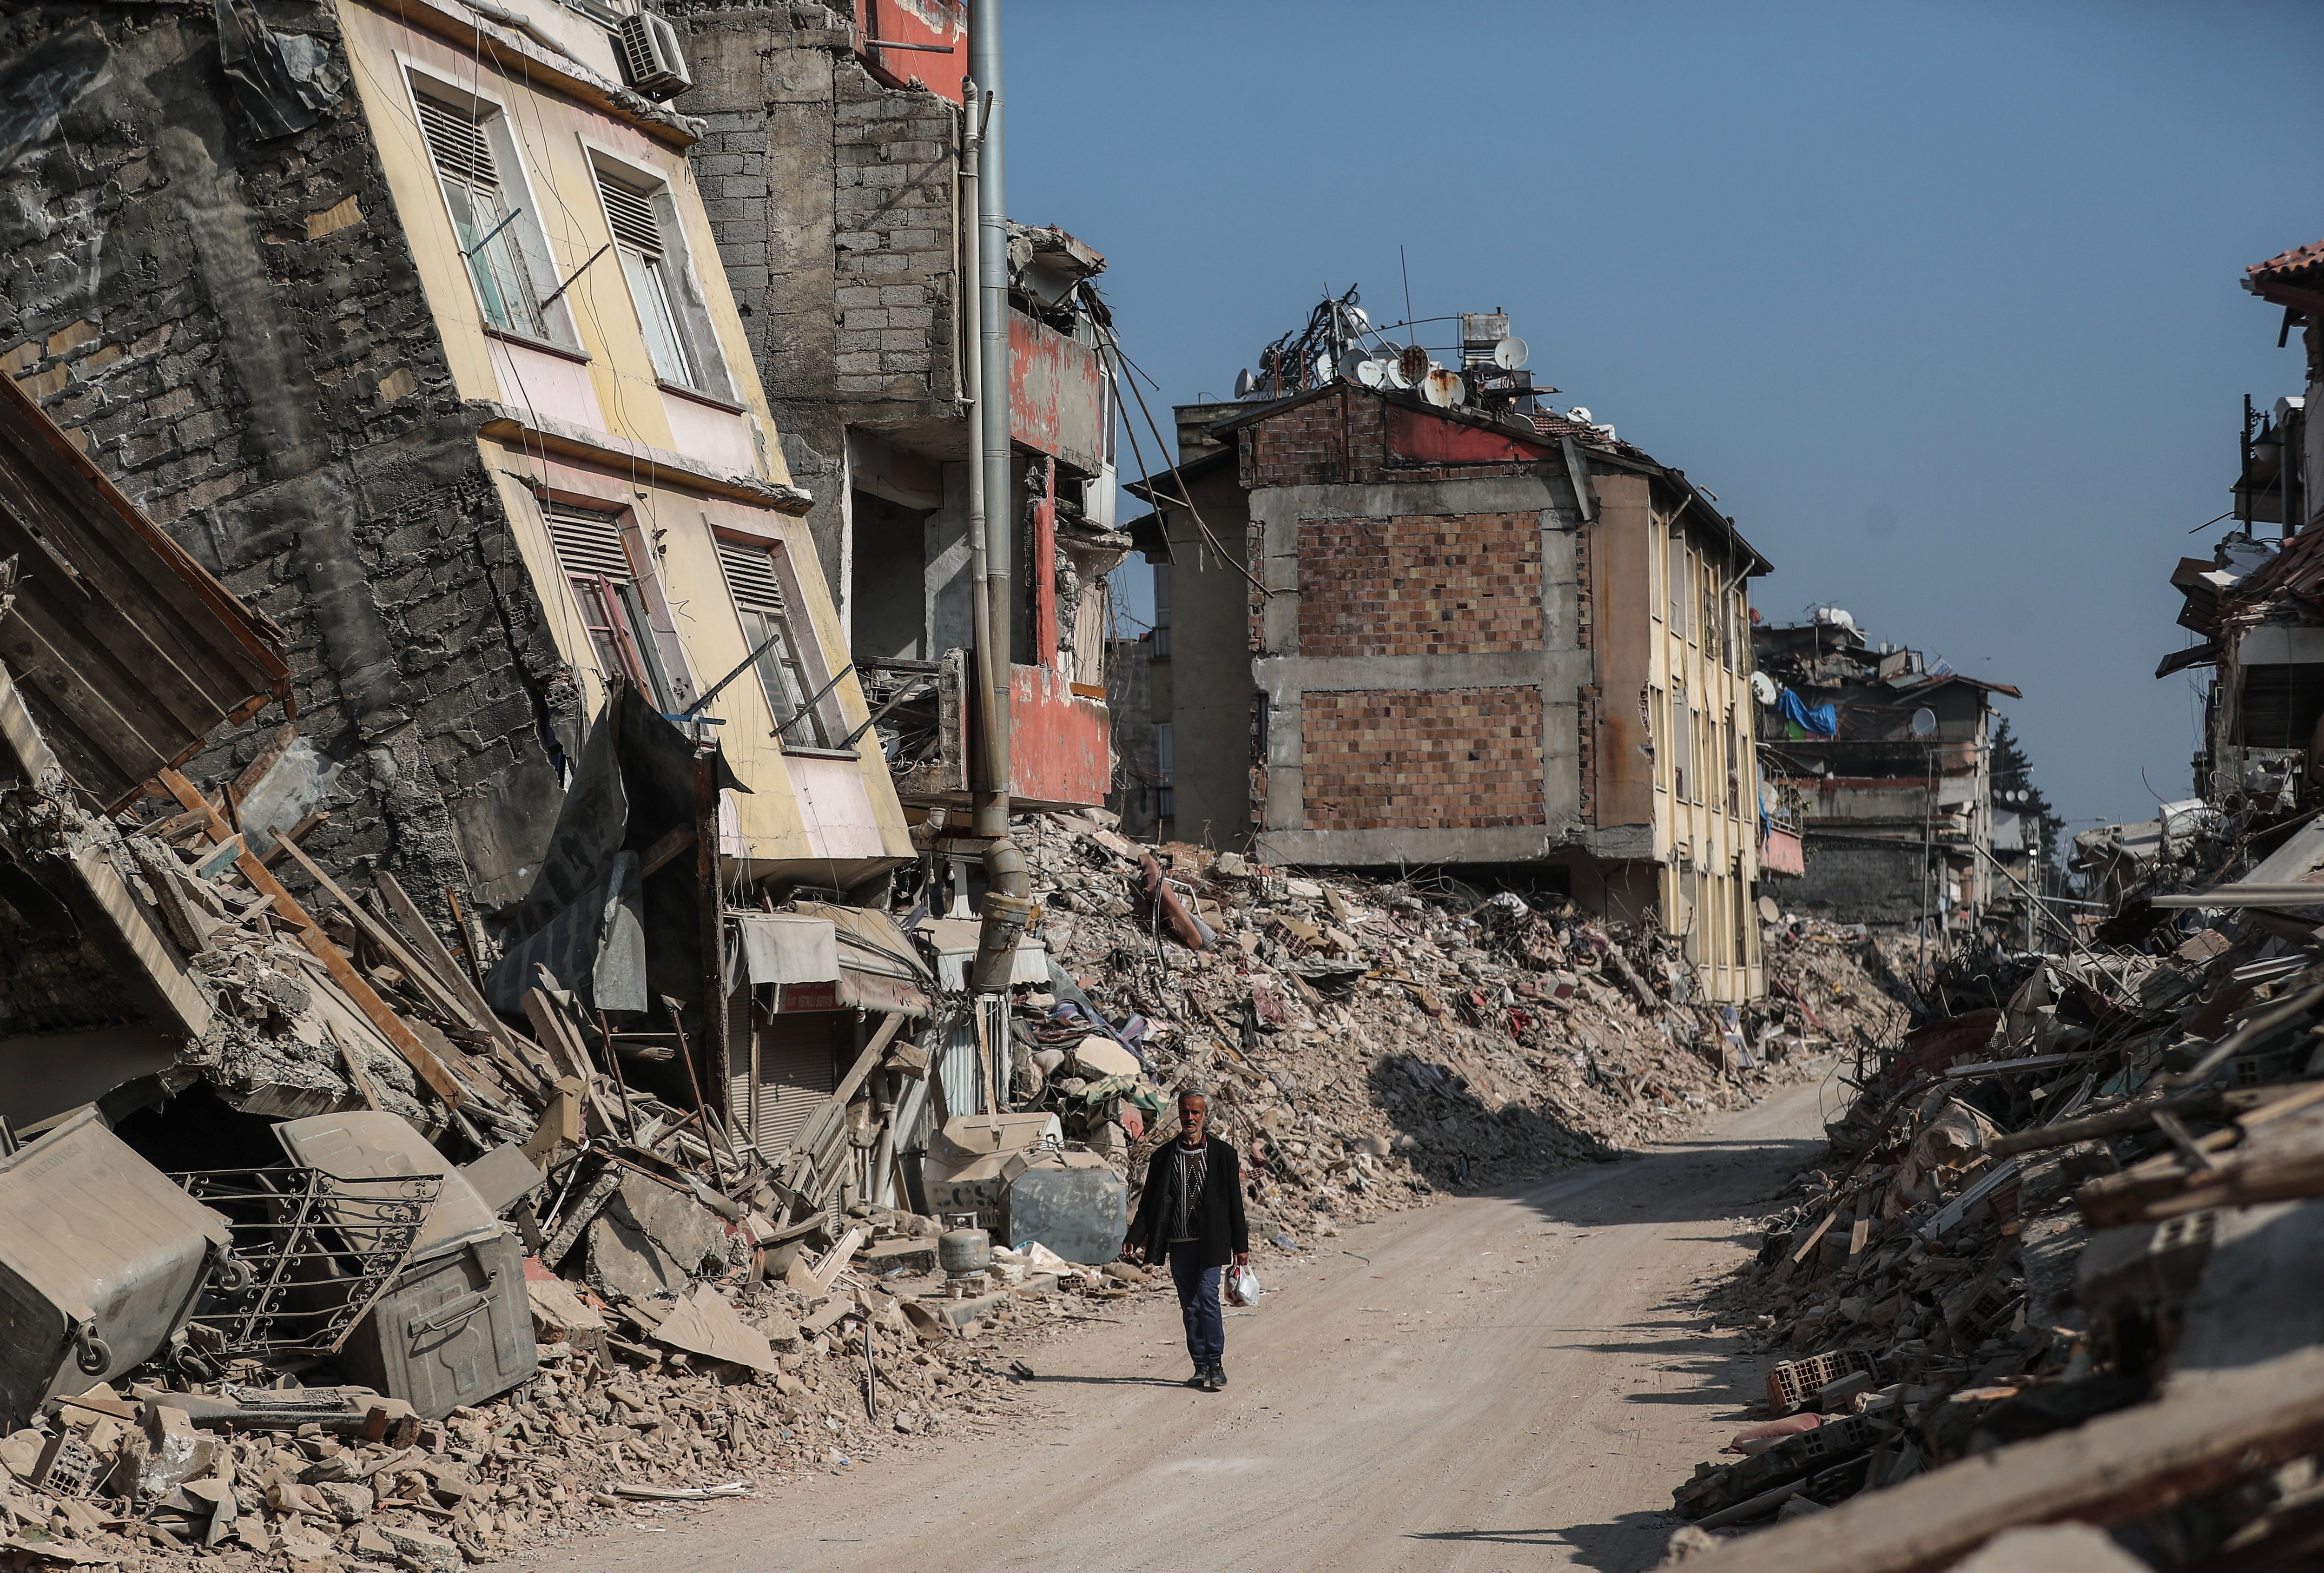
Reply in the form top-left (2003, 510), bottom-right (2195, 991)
top-left (328, 1023), bottom-right (384, 1112)
top-left (522, 988), bottom-right (625, 1137)
top-left (373, 869), bottom-right (552, 1095)
top-left (275, 836), bottom-right (483, 1038)
top-left (157, 767), bottom-right (465, 1108)
top-left (256, 809), bottom-right (329, 867)
top-left (1677, 1348), bottom-right (2324, 1573)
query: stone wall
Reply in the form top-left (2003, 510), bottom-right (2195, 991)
top-left (0, 4), bottom-right (571, 912)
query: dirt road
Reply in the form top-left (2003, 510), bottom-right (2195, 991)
top-left (558, 1079), bottom-right (1829, 1573)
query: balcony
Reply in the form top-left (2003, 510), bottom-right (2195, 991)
top-left (861, 651), bottom-right (1110, 813)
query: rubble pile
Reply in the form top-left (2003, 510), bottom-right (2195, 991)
top-left (1666, 881), bottom-right (2324, 1567)
top-left (1011, 815), bottom-right (1907, 1236)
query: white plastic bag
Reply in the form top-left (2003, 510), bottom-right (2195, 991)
top-left (1225, 1264), bottom-right (1261, 1307)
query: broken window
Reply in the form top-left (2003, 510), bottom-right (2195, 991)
top-left (1153, 563), bottom-right (1172, 659)
top-left (1157, 721), bottom-right (1175, 822)
top-left (544, 504), bottom-right (675, 709)
top-left (594, 162), bottom-right (732, 402)
top-left (717, 539), bottom-right (835, 750)
top-left (413, 91), bottom-right (570, 349)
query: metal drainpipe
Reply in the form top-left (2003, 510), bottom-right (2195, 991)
top-left (967, 0), bottom-right (1030, 995)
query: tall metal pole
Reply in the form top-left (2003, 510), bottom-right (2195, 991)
top-left (967, 0), bottom-right (1030, 999)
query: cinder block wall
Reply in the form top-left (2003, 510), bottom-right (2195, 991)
top-left (674, 2), bottom-right (963, 593)
top-left (0, 4), bottom-right (573, 913)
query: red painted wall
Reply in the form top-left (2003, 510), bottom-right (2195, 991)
top-left (1010, 662), bottom-right (1109, 809)
top-left (852, 0), bottom-right (968, 104)
top-left (1008, 310), bottom-right (1107, 476)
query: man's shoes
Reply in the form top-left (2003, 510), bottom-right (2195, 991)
top-left (1185, 1370), bottom-right (1208, 1389)
top-left (1209, 1364), bottom-right (1228, 1390)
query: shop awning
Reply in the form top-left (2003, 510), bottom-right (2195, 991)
top-left (735, 904), bottom-right (932, 1018)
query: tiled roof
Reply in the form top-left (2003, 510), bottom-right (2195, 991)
top-left (2250, 239), bottom-right (2324, 285)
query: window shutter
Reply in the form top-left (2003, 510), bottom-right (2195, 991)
top-left (718, 541), bottom-right (786, 615)
top-left (596, 172), bottom-right (664, 257)
top-left (545, 505), bottom-right (632, 579)
top-left (416, 96), bottom-right (499, 190)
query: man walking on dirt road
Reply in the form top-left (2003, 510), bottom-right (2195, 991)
top-left (1122, 1089), bottom-right (1249, 1392)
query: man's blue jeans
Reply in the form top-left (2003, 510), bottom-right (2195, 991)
top-left (1167, 1241), bottom-right (1224, 1369)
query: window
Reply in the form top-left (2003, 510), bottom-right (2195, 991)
top-left (1650, 685), bottom-right (1667, 793)
top-left (718, 540), bottom-right (834, 749)
top-left (1725, 704), bottom-right (1741, 817)
top-left (594, 164), bottom-right (730, 400)
top-left (414, 92), bottom-right (570, 347)
top-left (545, 504), bottom-right (675, 708)
top-left (1152, 563), bottom-right (1172, 659)
top-left (1156, 721), bottom-right (1175, 820)
top-left (1666, 532), bottom-right (1686, 637)
top-left (1670, 684), bottom-right (1691, 800)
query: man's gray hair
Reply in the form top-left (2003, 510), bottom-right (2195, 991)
top-left (1176, 1086), bottom-right (1211, 1106)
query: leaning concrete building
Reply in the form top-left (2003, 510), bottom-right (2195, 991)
top-left (0, 0), bottom-right (914, 919)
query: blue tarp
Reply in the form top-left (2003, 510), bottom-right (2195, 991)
top-left (1777, 687), bottom-right (1838, 738)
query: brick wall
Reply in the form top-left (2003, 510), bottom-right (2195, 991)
top-left (1296, 512), bottom-right (1541, 656)
top-left (1240, 386), bottom-right (1547, 490)
top-left (1301, 688), bottom-right (1543, 830)
top-left (0, 4), bottom-right (572, 912)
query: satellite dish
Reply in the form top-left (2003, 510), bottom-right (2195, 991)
top-left (1421, 369), bottom-right (1466, 408)
top-left (1909, 707), bottom-right (1938, 739)
top-left (1378, 347), bottom-right (1413, 389)
top-left (1355, 357), bottom-right (1388, 389)
top-left (1567, 405), bottom-right (1592, 424)
top-left (1397, 344), bottom-right (1432, 386)
top-left (1750, 670), bottom-right (1777, 707)
top-left (1233, 369), bottom-right (1258, 398)
top-left (1336, 348), bottom-right (1372, 381)
top-left (1493, 335), bottom-right (1529, 370)
top-left (1346, 305), bottom-right (1370, 332)
top-left (1313, 354), bottom-right (1334, 387)
top-left (1757, 895), bottom-right (1781, 924)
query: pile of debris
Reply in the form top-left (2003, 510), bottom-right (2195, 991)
top-left (1665, 854), bottom-right (2324, 1569)
top-left (1006, 815), bottom-right (1907, 1244)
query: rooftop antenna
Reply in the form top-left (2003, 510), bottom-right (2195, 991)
top-left (1400, 245), bottom-right (1413, 334)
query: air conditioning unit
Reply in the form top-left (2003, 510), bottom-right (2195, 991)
top-left (616, 12), bottom-right (691, 100)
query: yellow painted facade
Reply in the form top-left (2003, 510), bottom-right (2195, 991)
top-left (336, 0), bottom-right (911, 879)
top-left (1646, 511), bottom-right (1765, 1003)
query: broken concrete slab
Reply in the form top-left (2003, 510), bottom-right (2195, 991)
top-left (645, 1285), bottom-right (777, 1374)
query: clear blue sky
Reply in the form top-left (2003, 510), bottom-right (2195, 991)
top-left (1002, 0), bottom-right (2324, 837)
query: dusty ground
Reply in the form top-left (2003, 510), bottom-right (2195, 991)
top-left (542, 1078), bottom-right (1831, 1573)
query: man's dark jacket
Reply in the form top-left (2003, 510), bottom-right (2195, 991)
top-left (1129, 1136), bottom-right (1248, 1269)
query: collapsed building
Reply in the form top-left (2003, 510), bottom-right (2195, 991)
top-left (1752, 610), bottom-right (2029, 943)
top-left (1123, 297), bottom-right (1774, 1002)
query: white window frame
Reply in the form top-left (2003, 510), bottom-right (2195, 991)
top-left (582, 141), bottom-right (735, 404)
top-left (400, 63), bottom-right (581, 353)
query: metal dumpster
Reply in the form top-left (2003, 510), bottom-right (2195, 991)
top-left (0, 1108), bottom-right (235, 1429)
top-left (273, 1113), bottom-right (537, 1419)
